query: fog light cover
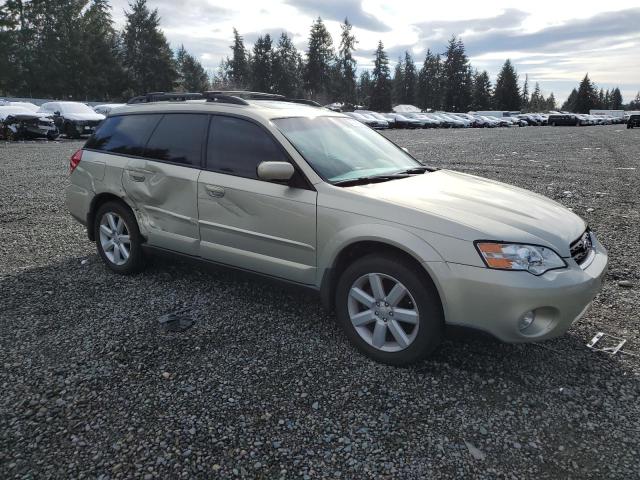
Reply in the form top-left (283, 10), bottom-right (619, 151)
top-left (519, 311), bottom-right (535, 331)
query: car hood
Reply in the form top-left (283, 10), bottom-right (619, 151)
top-left (347, 169), bottom-right (586, 256)
top-left (63, 113), bottom-right (105, 121)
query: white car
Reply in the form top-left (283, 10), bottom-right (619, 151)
top-left (38, 101), bottom-right (105, 138)
top-left (93, 104), bottom-right (127, 116)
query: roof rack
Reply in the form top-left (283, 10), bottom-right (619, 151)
top-left (127, 90), bottom-right (323, 108)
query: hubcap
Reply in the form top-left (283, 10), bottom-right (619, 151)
top-left (99, 212), bottom-right (131, 266)
top-left (348, 273), bottom-right (419, 352)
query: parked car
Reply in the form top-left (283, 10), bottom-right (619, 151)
top-left (382, 113), bottom-right (422, 129)
top-left (93, 103), bottom-right (127, 116)
top-left (0, 105), bottom-right (59, 140)
top-left (548, 114), bottom-right (582, 126)
top-left (355, 111), bottom-right (389, 129)
top-left (65, 91), bottom-right (608, 365)
top-left (0, 101), bottom-right (40, 112)
top-left (627, 114), bottom-right (640, 129)
top-left (38, 101), bottom-right (105, 138)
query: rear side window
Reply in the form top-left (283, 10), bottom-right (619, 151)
top-left (85, 114), bottom-right (161, 156)
top-left (206, 116), bottom-right (288, 179)
top-left (144, 114), bottom-right (208, 166)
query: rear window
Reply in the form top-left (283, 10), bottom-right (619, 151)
top-left (85, 114), bottom-right (161, 156)
top-left (144, 114), bottom-right (209, 166)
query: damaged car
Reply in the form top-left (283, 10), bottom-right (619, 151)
top-left (38, 101), bottom-right (105, 139)
top-left (0, 106), bottom-right (59, 141)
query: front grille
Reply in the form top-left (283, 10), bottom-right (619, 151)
top-left (570, 229), bottom-right (593, 265)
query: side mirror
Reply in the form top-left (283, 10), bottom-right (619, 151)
top-left (54, 111), bottom-right (61, 116)
top-left (401, 147), bottom-right (409, 153)
top-left (257, 161), bottom-right (295, 182)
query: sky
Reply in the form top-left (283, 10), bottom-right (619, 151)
top-left (109, 0), bottom-right (640, 104)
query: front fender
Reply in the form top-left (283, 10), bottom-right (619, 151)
top-left (316, 222), bottom-right (445, 287)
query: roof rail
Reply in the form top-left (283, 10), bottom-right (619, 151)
top-left (127, 92), bottom-right (204, 104)
top-left (127, 90), bottom-right (323, 108)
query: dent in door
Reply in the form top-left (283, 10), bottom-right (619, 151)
top-left (122, 159), bottom-right (200, 254)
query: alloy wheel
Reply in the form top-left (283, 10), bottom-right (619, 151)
top-left (99, 212), bottom-right (131, 266)
top-left (347, 273), bottom-right (420, 352)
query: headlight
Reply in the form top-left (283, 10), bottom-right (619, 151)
top-left (475, 242), bottom-right (566, 275)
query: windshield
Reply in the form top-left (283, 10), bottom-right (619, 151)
top-left (273, 116), bottom-right (420, 183)
top-left (60, 103), bottom-right (95, 114)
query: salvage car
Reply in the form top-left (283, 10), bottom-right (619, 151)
top-left (66, 91), bottom-right (608, 366)
top-left (627, 114), bottom-right (640, 129)
top-left (38, 101), bottom-right (105, 138)
top-left (0, 105), bottom-right (59, 140)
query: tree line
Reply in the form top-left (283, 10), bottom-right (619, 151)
top-left (1, 0), bottom-right (637, 113)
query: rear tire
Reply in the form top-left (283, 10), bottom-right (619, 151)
top-left (335, 254), bottom-right (444, 366)
top-left (94, 201), bottom-right (145, 274)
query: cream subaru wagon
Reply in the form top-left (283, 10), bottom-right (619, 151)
top-left (65, 91), bottom-right (608, 365)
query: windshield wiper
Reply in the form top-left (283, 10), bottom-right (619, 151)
top-left (333, 173), bottom-right (413, 187)
top-left (393, 166), bottom-right (430, 175)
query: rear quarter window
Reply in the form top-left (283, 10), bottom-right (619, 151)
top-left (85, 114), bottom-right (161, 156)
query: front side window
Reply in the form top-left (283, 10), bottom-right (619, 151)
top-left (85, 114), bottom-right (161, 156)
top-left (273, 116), bottom-right (420, 183)
top-left (144, 114), bottom-right (208, 166)
top-left (207, 116), bottom-right (288, 179)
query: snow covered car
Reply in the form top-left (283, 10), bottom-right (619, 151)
top-left (93, 103), bottom-right (127, 116)
top-left (0, 106), bottom-right (59, 141)
top-left (38, 102), bottom-right (105, 138)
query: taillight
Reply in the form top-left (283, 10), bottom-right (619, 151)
top-left (69, 149), bottom-right (83, 174)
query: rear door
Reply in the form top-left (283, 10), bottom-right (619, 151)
top-left (121, 113), bottom-right (208, 256)
top-left (197, 115), bottom-right (317, 284)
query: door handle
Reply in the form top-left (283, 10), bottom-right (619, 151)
top-left (205, 185), bottom-right (225, 198)
top-left (130, 174), bottom-right (146, 182)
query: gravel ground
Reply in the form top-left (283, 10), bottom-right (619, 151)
top-left (1, 125), bottom-right (639, 479)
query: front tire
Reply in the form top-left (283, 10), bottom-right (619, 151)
top-left (65, 123), bottom-right (80, 139)
top-left (335, 254), bottom-right (444, 366)
top-left (94, 201), bottom-right (145, 274)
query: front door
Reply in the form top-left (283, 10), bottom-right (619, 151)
top-left (197, 115), bottom-right (317, 284)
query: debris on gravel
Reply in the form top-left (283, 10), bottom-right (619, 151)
top-left (1, 127), bottom-right (639, 478)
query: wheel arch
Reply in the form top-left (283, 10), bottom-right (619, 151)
top-left (87, 193), bottom-right (137, 241)
top-left (319, 236), bottom-right (443, 312)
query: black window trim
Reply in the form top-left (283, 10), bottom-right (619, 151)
top-left (84, 111), bottom-right (315, 190)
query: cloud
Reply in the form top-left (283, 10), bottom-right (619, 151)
top-left (284, 0), bottom-right (390, 32)
top-left (414, 8), bottom-right (528, 41)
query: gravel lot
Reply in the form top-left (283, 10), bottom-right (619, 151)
top-left (1, 125), bottom-right (639, 479)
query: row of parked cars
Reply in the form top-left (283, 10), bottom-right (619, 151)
top-left (0, 100), bottom-right (111, 141)
top-left (340, 109), bottom-right (627, 130)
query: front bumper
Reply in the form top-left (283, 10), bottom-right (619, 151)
top-left (427, 240), bottom-right (608, 343)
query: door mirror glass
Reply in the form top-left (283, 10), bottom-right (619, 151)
top-left (257, 161), bottom-right (294, 181)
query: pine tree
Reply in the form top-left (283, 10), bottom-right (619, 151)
top-left (0, 1), bottom-right (21, 95)
top-left (471, 70), bottom-right (492, 110)
top-left (249, 34), bottom-right (273, 92)
top-left (546, 92), bottom-right (557, 111)
top-left (417, 49), bottom-right (442, 110)
top-left (272, 32), bottom-right (303, 97)
top-left (629, 92), bottom-right (640, 109)
top-left (610, 88), bottom-right (623, 109)
top-left (175, 45), bottom-right (209, 92)
top-left (493, 59), bottom-right (520, 110)
top-left (402, 51), bottom-right (417, 106)
top-left (391, 57), bottom-right (404, 104)
top-left (357, 70), bottom-right (373, 107)
top-left (574, 74), bottom-right (598, 113)
top-left (79, 0), bottom-right (126, 100)
top-left (336, 18), bottom-right (357, 104)
top-left (304, 17), bottom-right (335, 101)
top-left (227, 28), bottom-right (249, 88)
top-left (442, 37), bottom-right (472, 111)
top-left (122, 0), bottom-right (176, 96)
top-left (529, 82), bottom-right (543, 111)
top-left (369, 41), bottom-right (391, 111)
top-left (521, 74), bottom-right (529, 111)
top-left (562, 88), bottom-right (578, 111)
